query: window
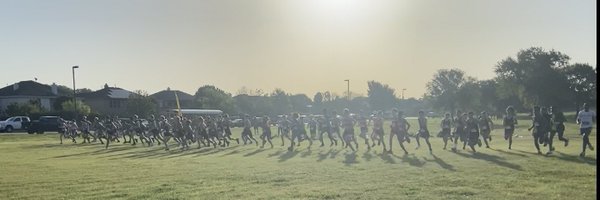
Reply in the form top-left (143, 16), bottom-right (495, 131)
top-left (110, 100), bottom-right (121, 108)
top-left (14, 118), bottom-right (21, 122)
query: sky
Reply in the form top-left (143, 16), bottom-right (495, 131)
top-left (0, 0), bottom-right (596, 98)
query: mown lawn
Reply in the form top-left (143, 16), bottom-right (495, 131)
top-left (0, 118), bottom-right (596, 200)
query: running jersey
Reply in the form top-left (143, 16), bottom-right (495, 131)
top-left (503, 115), bottom-right (517, 130)
top-left (577, 110), bottom-right (596, 128)
top-left (441, 118), bottom-right (452, 129)
top-left (358, 116), bottom-right (368, 128)
top-left (418, 116), bottom-right (427, 131)
top-left (466, 118), bottom-right (479, 133)
top-left (478, 117), bottom-right (491, 131)
top-left (373, 117), bottom-right (383, 130)
top-left (342, 116), bottom-right (354, 129)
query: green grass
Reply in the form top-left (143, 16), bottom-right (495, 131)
top-left (0, 118), bottom-right (596, 200)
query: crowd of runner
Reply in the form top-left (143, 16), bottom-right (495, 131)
top-left (57, 103), bottom-right (596, 157)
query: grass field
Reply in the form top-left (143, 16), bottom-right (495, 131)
top-left (0, 118), bottom-right (596, 200)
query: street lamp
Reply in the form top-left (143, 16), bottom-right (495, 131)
top-left (72, 66), bottom-right (79, 121)
top-left (402, 88), bottom-right (406, 100)
top-left (344, 79), bottom-right (350, 101)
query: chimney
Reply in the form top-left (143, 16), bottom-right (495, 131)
top-left (104, 83), bottom-right (109, 89)
top-left (167, 87), bottom-right (171, 91)
top-left (51, 83), bottom-right (58, 95)
top-left (12, 83), bottom-right (19, 91)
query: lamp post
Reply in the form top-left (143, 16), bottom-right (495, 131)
top-left (402, 88), bottom-right (406, 100)
top-left (344, 79), bottom-right (350, 101)
top-left (72, 66), bottom-right (79, 121)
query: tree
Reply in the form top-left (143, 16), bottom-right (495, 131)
top-left (563, 63), bottom-right (597, 118)
top-left (494, 47), bottom-right (572, 108)
top-left (313, 92), bottom-right (323, 105)
top-left (61, 100), bottom-right (91, 116)
top-left (5, 101), bottom-right (45, 117)
top-left (270, 88), bottom-right (292, 115)
top-left (367, 81), bottom-right (398, 111)
top-left (195, 85), bottom-right (235, 114)
top-left (125, 90), bottom-right (157, 118)
top-left (289, 94), bottom-right (312, 113)
top-left (425, 69), bottom-right (469, 113)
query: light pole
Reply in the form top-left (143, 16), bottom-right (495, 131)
top-left (344, 79), bottom-right (350, 101)
top-left (402, 88), bottom-right (406, 100)
top-left (72, 66), bottom-right (79, 121)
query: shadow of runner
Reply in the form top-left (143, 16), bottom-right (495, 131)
top-left (554, 151), bottom-right (596, 165)
top-left (362, 151), bottom-right (374, 162)
top-left (244, 148), bottom-right (268, 157)
top-left (268, 150), bottom-right (284, 158)
top-left (395, 154), bottom-right (425, 167)
top-left (278, 150), bottom-right (299, 162)
top-left (423, 154), bottom-right (455, 171)
top-left (343, 152), bottom-right (358, 166)
top-left (301, 149), bottom-right (312, 158)
top-left (379, 152), bottom-right (396, 164)
top-left (330, 149), bottom-right (339, 159)
top-left (317, 149), bottom-right (332, 162)
top-left (492, 148), bottom-right (528, 158)
top-left (455, 151), bottom-right (523, 171)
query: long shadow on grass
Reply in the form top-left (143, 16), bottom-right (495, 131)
top-left (423, 154), bottom-right (455, 171)
top-left (343, 152), bottom-right (358, 166)
top-left (49, 145), bottom-right (137, 159)
top-left (379, 152), bottom-right (396, 164)
top-left (362, 151), bottom-right (374, 162)
top-left (278, 150), bottom-right (299, 162)
top-left (317, 149), bottom-right (333, 162)
top-left (491, 148), bottom-right (528, 158)
top-left (394, 154), bottom-right (425, 167)
top-left (553, 152), bottom-right (596, 165)
top-left (301, 149), bottom-right (312, 158)
top-left (244, 148), bottom-right (268, 157)
top-left (455, 151), bottom-right (523, 171)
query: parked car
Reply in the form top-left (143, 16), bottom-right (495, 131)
top-left (27, 116), bottom-right (62, 134)
top-left (0, 116), bottom-right (31, 132)
top-left (230, 119), bottom-right (243, 127)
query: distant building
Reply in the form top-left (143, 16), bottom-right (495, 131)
top-left (150, 88), bottom-right (195, 114)
top-left (0, 81), bottom-right (60, 115)
top-left (79, 84), bottom-right (135, 116)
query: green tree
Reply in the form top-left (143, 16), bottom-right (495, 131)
top-left (61, 100), bottom-right (91, 116)
top-left (367, 81), bottom-right (398, 111)
top-left (563, 63), bottom-right (597, 118)
top-left (126, 90), bottom-right (157, 118)
top-left (425, 69), bottom-right (469, 113)
top-left (494, 47), bottom-right (572, 108)
top-left (270, 88), bottom-right (292, 115)
top-left (195, 85), bottom-right (235, 114)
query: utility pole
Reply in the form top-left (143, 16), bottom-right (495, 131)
top-left (402, 88), bottom-right (406, 100)
top-left (72, 66), bottom-right (79, 121)
top-left (344, 79), bottom-right (350, 101)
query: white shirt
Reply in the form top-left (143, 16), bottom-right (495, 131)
top-left (577, 110), bottom-right (596, 128)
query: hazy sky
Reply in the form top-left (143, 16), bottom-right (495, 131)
top-left (0, 0), bottom-right (596, 98)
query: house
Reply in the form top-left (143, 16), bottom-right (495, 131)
top-left (150, 88), bottom-right (195, 113)
top-left (79, 84), bottom-right (136, 116)
top-left (0, 81), bottom-right (60, 115)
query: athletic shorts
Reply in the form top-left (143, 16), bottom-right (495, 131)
top-left (242, 128), bottom-right (252, 137)
top-left (468, 131), bottom-right (479, 146)
top-left (419, 130), bottom-right (430, 138)
top-left (580, 127), bottom-right (592, 135)
top-left (262, 129), bottom-right (272, 139)
top-left (441, 128), bottom-right (451, 137)
top-left (556, 124), bottom-right (565, 133)
top-left (480, 128), bottom-right (491, 137)
top-left (504, 129), bottom-right (514, 140)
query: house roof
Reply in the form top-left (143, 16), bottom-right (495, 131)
top-left (150, 89), bottom-right (194, 101)
top-left (0, 81), bottom-right (56, 96)
top-left (79, 86), bottom-right (134, 99)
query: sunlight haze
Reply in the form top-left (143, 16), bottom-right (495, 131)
top-left (0, 0), bottom-right (596, 98)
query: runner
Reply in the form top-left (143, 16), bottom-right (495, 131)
top-left (388, 110), bottom-right (409, 155)
top-left (440, 113), bottom-right (452, 150)
top-left (576, 103), bottom-right (596, 157)
top-left (503, 106), bottom-right (518, 150)
top-left (357, 111), bottom-right (371, 150)
top-left (260, 116), bottom-right (274, 148)
top-left (527, 106), bottom-right (543, 154)
top-left (417, 110), bottom-right (432, 153)
top-left (341, 108), bottom-right (358, 151)
top-left (478, 111), bottom-right (493, 148)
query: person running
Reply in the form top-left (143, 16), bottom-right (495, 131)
top-left (289, 113), bottom-right (312, 151)
top-left (527, 106), bottom-right (543, 154)
top-left (241, 114), bottom-right (259, 146)
top-left (357, 111), bottom-right (371, 150)
top-left (388, 111), bottom-right (409, 155)
top-left (451, 110), bottom-right (465, 152)
top-left (260, 116), bottom-right (274, 148)
top-left (503, 106), bottom-right (518, 149)
top-left (280, 115), bottom-right (291, 146)
top-left (370, 111), bottom-right (387, 151)
top-left (550, 106), bottom-right (569, 147)
top-left (308, 116), bottom-right (318, 140)
top-left (465, 111), bottom-right (481, 153)
top-left (478, 111), bottom-right (494, 148)
top-left (159, 115), bottom-right (174, 150)
top-left (253, 116), bottom-right (260, 134)
top-left (417, 110), bottom-right (433, 153)
top-left (331, 110), bottom-right (344, 147)
top-left (221, 114), bottom-right (239, 145)
top-left (319, 109), bottom-right (337, 147)
top-left (440, 113), bottom-right (452, 150)
top-left (577, 103), bottom-right (596, 157)
top-left (540, 107), bottom-right (555, 154)
top-left (341, 108), bottom-right (358, 151)
top-left (80, 116), bottom-right (93, 144)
